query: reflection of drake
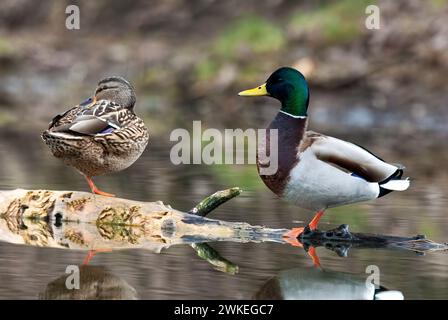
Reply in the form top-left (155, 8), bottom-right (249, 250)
top-left (254, 268), bottom-right (403, 300)
top-left (39, 265), bottom-right (138, 300)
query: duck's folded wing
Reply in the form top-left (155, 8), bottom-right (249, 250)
top-left (48, 106), bottom-right (79, 129)
top-left (307, 132), bottom-right (400, 182)
top-left (52, 113), bottom-right (122, 135)
top-left (48, 97), bottom-right (93, 129)
top-left (51, 100), bottom-right (123, 135)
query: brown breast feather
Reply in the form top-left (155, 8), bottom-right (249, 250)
top-left (257, 112), bottom-right (308, 196)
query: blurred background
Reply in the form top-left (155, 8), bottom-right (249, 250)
top-left (0, 0), bottom-right (447, 299)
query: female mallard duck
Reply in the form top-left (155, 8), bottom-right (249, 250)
top-left (239, 67), bottom-right (410, 239)
top-left (42, 76), bottom-right (149, 197)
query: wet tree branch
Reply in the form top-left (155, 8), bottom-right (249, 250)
top-left (188, 187), bottom-right (242, 274)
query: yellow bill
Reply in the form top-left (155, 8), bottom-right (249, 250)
top-left (238, 83), bottom-right (269, 96)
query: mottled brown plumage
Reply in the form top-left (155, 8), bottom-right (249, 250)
top-left (41, 76), bottom-right (149, 196)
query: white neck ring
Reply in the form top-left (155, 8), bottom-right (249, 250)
top-left (279, 110), bottom-right (307, 119)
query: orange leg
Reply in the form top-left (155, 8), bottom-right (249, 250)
top-left (84, 176), bottom-right (115, 197)
top-left (307, 247), bottom-right (322, 268)
top-left (82, 249), bottom-right (112, 265)
top-left (308, 210), bottom-right (324, 231)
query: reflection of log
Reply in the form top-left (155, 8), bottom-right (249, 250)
top-left (299, 224), bottom-right (448, 256)
top-left (0, 188), bottom-right (285, 252)
top-left (191, 243), bottom-right (238, 274)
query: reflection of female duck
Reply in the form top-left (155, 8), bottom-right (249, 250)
top-left (254, 268), bottom-right (403, 300)
top-left (39, 265), bottom-right (138, 300)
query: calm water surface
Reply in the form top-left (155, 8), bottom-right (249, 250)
top-left (0, 129), bottom-right (447, 299)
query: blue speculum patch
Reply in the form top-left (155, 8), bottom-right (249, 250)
top-left (99, 126), bottom-right (115, 134)
top-left (79, 97), bottom-right (93, 106)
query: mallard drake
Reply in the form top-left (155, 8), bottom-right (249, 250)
top-left (42, 76), bottom-right (149, 197)
top-left (239, 67), bottom-right (410, 239)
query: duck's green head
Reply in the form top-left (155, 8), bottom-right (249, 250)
top-left (238, 67), bottom-right (309, 117)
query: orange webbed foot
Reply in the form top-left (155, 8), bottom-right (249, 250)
top-left (84, 175), bottom-right (115, 197)
top-left (283, 227), bottom-right (323, 268)
top-left (283, 227), bottom-right (304, 247)
top-left (92, 189), bottom-right (115, 197)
